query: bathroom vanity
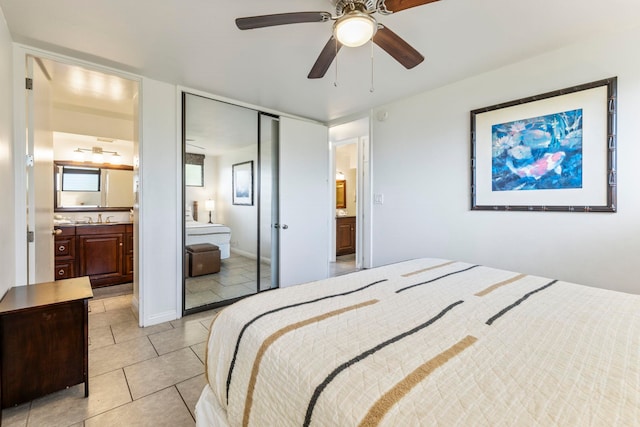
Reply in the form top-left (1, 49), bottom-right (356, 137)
top-left (54, 223), bottom-right (133, 287)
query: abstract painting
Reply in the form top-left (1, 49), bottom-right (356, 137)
top-left (491, 109), bottom-right (583, 191)
top-left (470, 77), bottom-right (617, 212)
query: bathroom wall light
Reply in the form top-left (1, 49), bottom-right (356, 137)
top-left (92, 147), bottom-right (104, 163)
top-left (110, 152), bottom-right (122, 165)
top-left (73, 146), bottom-right (122, 164)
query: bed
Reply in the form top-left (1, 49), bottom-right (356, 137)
top-left (195, 258), bottom-right (640, 426)
top-left (185, 207), bottom-right (231, 259)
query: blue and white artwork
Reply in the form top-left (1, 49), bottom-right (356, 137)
top-left (491, 109), bottom-right (583, 191)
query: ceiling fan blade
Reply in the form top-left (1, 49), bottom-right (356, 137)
top-left (373, 26), bottom-right (424, 69)
top-left (236, 12), bottom-right (331, 30)
top-left (308, 36), bottom-right (343, 79)
top-left (381, 0), bottom-right (441, 13)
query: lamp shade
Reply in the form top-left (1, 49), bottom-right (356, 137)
top-left (205, 199), bottom-right (215, 211)
top-left (73, 148), bottom-right (85, 162)
top-left (108, 152), bottom-right (122, 164)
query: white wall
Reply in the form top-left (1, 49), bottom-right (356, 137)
top-left (218, 145), bottom-right (258, 257)
top-left (52, 107), bottom-right (134, 142)
top-left (0, 9), bottom-right (14, 296)
top-left (137, 77), bottom-right (179, 326)
top-left (370, 26), bottom-right (640, 295)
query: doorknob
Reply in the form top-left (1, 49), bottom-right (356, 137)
top-left (274, 223), bottom-right (279, 229)
top-left (52, 229), bottom-right (62, 236)
top-left (281, 224), bottom-right (288, 229)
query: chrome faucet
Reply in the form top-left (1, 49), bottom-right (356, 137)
top-left (85, 216), bottom-right (93, 224)
top-left (97, 214), bottom-right (103, 224)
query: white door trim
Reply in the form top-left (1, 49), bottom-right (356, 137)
top-left (11, 45), bottom-right (142, 307)
top-left (328, 116), bottom-right (373, 270)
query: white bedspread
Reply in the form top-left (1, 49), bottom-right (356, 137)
top-left (186, 221), bottom-right (231, 259)
top-left (200, 258), bottom-right (640, 426)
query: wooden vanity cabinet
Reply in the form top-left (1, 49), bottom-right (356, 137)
top-left (54, 225), bottom-right (76, 280)
top-left (77, 224), bottom-right (126, 288)
top-left (336, 216), bottom-right (356, 256)
top-left (53, 223), bottom-right (133, 287)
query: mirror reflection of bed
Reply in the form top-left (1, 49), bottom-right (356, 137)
top-left (184, 206), bottom-right (267, 308)
top-left (183, 93), bottom-right (278, 313)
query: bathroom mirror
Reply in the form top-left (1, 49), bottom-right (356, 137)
top-left (336, 180), bottom-right (346, 209)
top-left (54, 161), bottom-right (134, 212)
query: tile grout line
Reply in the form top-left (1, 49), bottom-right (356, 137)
top-left (174, 385), bottom-right (197, 423)
top-left (122, 368), bottom-right (134, 402)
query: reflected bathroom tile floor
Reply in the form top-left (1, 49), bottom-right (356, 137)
top-left (185, 253), bottom-right (269, 310)
top-left (1, 292), bottom-right (220, 427)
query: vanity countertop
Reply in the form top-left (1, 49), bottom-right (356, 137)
top-left (55, 221), bottom-right (133, 227)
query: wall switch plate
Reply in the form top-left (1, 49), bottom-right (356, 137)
top-left (374, 193), bottom-right (384, 204)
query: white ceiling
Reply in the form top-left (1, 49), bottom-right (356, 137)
top-left (184, 93), bottom-right (258, 155)
top-left (38, 57), bottom-right (137, 117)
top-left (2, 0), bottom-right (640, 123)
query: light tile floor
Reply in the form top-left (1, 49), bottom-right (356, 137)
top-left (330, 254), bottom-right (359, 276)
top-left (185, 253), bottom-right (271, 310)
top-left (1, 254), bottom-right (360, 426)
top-left (2, 293), bottom-right (220, 427)
top-left (185, 253), bottom-right (359, 310)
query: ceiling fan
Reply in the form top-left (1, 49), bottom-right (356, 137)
top-left (235, 0), bottom-right (441, 79)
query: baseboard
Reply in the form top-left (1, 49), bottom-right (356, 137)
top-left (230, 248), bottom-right (256, 259)
top-left (143, 309), bottom-right (178, 327)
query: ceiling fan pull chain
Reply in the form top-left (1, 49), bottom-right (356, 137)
top-left (334, 38), bottom-right (339, 87)
top-left (370, 39), bottom-right (375, 93)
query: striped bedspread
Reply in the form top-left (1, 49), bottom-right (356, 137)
top-left (202, 258), bottom-right (640, 426)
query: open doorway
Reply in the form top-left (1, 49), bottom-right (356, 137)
top-left (329, 117), bottom-right (370, 276)
top-left (24, 55), bottom-right (139, 291)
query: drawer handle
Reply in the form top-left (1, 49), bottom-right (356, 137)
top-left (58, 245), bottom-right (66, 252)
top-left (58, 269), bottom-right (65, 276)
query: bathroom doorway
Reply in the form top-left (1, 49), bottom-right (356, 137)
top-left (329, 117), bottom-right (371, 276)
top-left (24, 54), bottom-right (139, 287)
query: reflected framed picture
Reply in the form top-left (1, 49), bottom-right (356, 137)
top-left (232, 161), bottom-right (253, 206)
top-left (470, 77), bottom-right (617, 212)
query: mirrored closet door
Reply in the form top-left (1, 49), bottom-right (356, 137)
top-left (182, 93), bottom-right (279, 313)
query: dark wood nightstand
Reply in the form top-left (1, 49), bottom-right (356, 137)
top-left (0, 277), bottom-right (93, 410)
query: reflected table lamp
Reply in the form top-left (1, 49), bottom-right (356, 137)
top-left (205, 199), bottom-right (215, 223)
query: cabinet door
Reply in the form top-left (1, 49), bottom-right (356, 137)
top-left (336, 217), bottom-right (356, 255)
top-left (1, 302), bottom-right (85, 407)
top-left (78, 233), bottom-right (124, 286)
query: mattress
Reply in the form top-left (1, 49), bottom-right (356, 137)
top-left (186, 220), bottom-right (231, 259)
top-left (197, 258), bottom-right (640, 426)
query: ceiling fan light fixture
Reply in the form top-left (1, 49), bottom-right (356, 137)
top-left (334, 12), bottom-right (377, 47)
